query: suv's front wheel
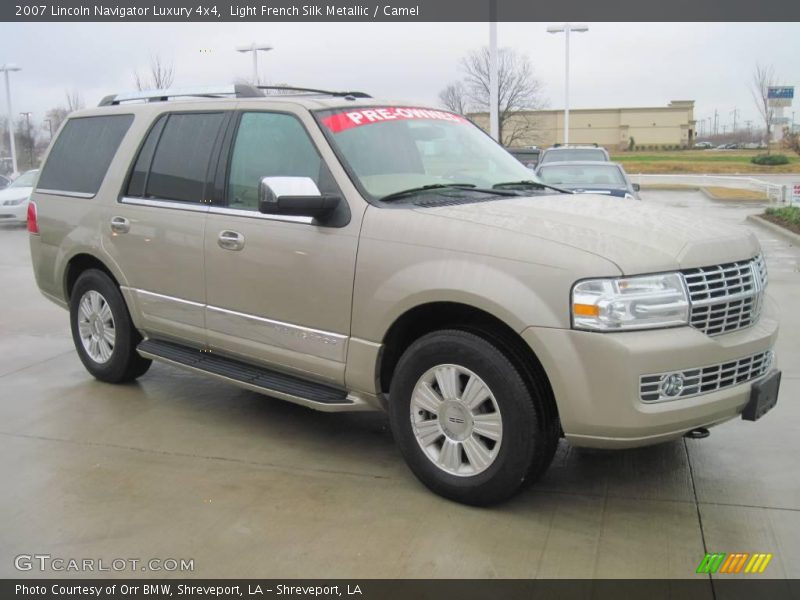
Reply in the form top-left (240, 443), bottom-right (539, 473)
top-left (389, 330), bottom-right (556, 506)
top-left (69, 269), bottom-right (151, 383)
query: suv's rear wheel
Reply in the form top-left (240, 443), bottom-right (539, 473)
top-left (389, 329), bottom-right (556, 506)
top-left (69, 269), bottom-right (151, 383)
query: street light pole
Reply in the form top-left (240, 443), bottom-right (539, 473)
top-left (488, 0), bottom-right (499, 142)
top-left (44, 119), bottom-right (52, 141)
top-left (547, 24), bottom-right (588, 145)
top-left (1, 63), bottom-right (21, 177)
top-left (235, 43), bottom-right (274, 86)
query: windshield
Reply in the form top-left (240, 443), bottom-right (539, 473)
top-left (537, 164), bottom-right (626, 186)
top-left (540, 149), bottom-right (606, 163)
top-left (316, 107), bottom-right (540, 200)
top-left (10, 170), bottom-right (38, 188)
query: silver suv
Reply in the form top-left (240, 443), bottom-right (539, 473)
top-left (28, 85), bottom-right (780, 505)
top-left (538, 144), bottom-right (610, 164)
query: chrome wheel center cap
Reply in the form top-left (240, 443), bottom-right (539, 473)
top-left (438, 401), bottom-right (473, 441)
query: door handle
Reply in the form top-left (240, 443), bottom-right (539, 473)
top-left (110, 216), bottom-right (130, 234)
top-left (217, 230), bottom-right (245, 251)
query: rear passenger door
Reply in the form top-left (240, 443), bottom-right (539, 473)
top-left (203, 110), bottom-right (360, 386)
top-left (104, 110), bottom-right (229, 346)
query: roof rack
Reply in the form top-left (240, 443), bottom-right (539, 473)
top-left (98, 84), bottom-right (263, 106)
top-left (552, 143), bottom-right (600, 148)
top-left (256, 85), bottom-right (372, 99)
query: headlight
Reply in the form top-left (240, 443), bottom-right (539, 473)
top-left (572, 273), bottom-right (689, 331)
top-left (3, 197), bottom-right (26, 206)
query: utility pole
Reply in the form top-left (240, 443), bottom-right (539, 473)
top-left (731, 108), bottom-right (739, 135)
top-left (20, 111), bottom-right (32, 167)
top-left (713, 110), bottom-right (719, 136)
top-left (1, 63), bottom-right (21, 177)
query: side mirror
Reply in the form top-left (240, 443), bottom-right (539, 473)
top-left (258, 176), bottom-right (341, 221)
top-left (632, 183), bottom-right (641, 192)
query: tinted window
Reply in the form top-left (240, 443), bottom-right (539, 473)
top-left (126, 115), bottom-right (166, 197)
top-left (227, 112), bottom-right (326, 211)
top-left (540, 148), bottom-right (607, 163)
top-left (37, 115), bottom-right (133, 195)
top-left (538, 164), bottom-right (626, 186)
top-left (146, 112), bottom-right (225, 203)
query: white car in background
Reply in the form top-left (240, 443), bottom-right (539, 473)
top-left (0, 170), bottom-right (38, 225)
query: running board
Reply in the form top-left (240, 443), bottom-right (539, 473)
top-left (137, 339), bottom-right (370, 412)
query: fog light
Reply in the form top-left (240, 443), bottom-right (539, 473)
top-left (659, 373), bottom-right (685, 398)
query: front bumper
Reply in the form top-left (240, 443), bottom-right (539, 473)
top-left (521, 296), bottom-right (780, 448)
top-left (0, 201), bottom-right (28, 223)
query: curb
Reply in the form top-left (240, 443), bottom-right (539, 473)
top-left (700, 188), bottom-right (768, 202)
top-left (747, 214), bottom-right (800, 246)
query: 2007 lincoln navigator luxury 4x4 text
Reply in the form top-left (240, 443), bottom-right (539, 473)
top-left (28, 84), bottom-right (781, 505)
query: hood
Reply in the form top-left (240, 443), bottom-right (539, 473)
top-left (565, 186), bottom-right (629, 198)
top-left (0, 186), bottom-right (31, 202)
top-left (412, 195), bottom-right (760, 274)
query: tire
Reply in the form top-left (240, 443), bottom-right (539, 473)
top-left (389, 329), bottom-right (556, 506)
top-left (69, 269), bottom-right (151, 383)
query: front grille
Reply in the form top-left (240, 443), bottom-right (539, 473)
top-left (682, 254), bottom-right (767, 336)
top-left (639, 350), bottom-right (773, 402)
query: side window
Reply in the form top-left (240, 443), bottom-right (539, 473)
top-left (227, 112), bottom-right (331, 211)
top-left (126, 115), bottom-right (167, 197)
top-left (142, 112), bottom-right (225, 203)
top-left (37, 114), bottom-right (134, 196)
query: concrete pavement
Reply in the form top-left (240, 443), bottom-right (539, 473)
top-left (0, 191), bottom-right (798, 583)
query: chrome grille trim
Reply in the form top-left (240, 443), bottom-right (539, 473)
top-left (682, 254), bottom-right (767, 336)
top-left (639, 350), bottom-right (774, 402)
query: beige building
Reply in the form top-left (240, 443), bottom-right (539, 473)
top-left (471, 100), bottom-right (696, 150)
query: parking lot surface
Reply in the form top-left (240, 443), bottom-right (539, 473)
top-left (0, 190), bottom-right (798, 582)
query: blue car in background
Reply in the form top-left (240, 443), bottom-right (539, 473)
top-left (535, 161), bottom-right (641, 200)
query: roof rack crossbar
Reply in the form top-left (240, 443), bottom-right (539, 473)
top-left (552, 143), bottom-right (600, 148)
top-left (256, 85), bottom-right (371, 99)
top-left (98, 84), bottom-right (263, 106)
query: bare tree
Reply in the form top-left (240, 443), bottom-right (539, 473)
top-left (452, 47), bottom-right (546, 146)
top-left (65, 89), bottom-right (85, 112)
top-left (134, 55), bottom-right (175, 91)
top-left (44, 107), bottom-right (68, 135)
top-left (438, 81), bottom-right (469, 115)
top-left (15, 116), bottom-right (38, 171)
top-left (41, 90), bottom-right (85, 141)
top-left (751, 63), bottom-right (776, 152)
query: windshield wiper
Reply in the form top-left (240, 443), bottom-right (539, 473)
top-left (492, 180), bottom-right (573, 195)
top-left (379, 183), bottom-right (516, 203)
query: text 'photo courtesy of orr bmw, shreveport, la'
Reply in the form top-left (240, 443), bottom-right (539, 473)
top-left (27, 84), bottom-right (780, 506)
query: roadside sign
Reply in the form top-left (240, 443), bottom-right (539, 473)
top-left (768, 87), bottom-right (794, 99)
top-left (793, 183), bottom-right (800, 205)
top-left (768, 87), bottom-right (794, 108)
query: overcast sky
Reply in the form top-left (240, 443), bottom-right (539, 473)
top-left (1, 22), bottom-right (798, 135)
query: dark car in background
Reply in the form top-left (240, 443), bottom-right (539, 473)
top-left (535, 161), bottom-right (641, 200)
top-left (505, 147), bottom-right (540, 170)
top-left (538, 144), bottom-right (610, 165)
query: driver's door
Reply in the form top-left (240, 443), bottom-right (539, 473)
top-left (203, 110), bottom-right (360, 385)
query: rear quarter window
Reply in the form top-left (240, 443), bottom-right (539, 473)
top-left (37, 114), bottom-right (134, 196)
